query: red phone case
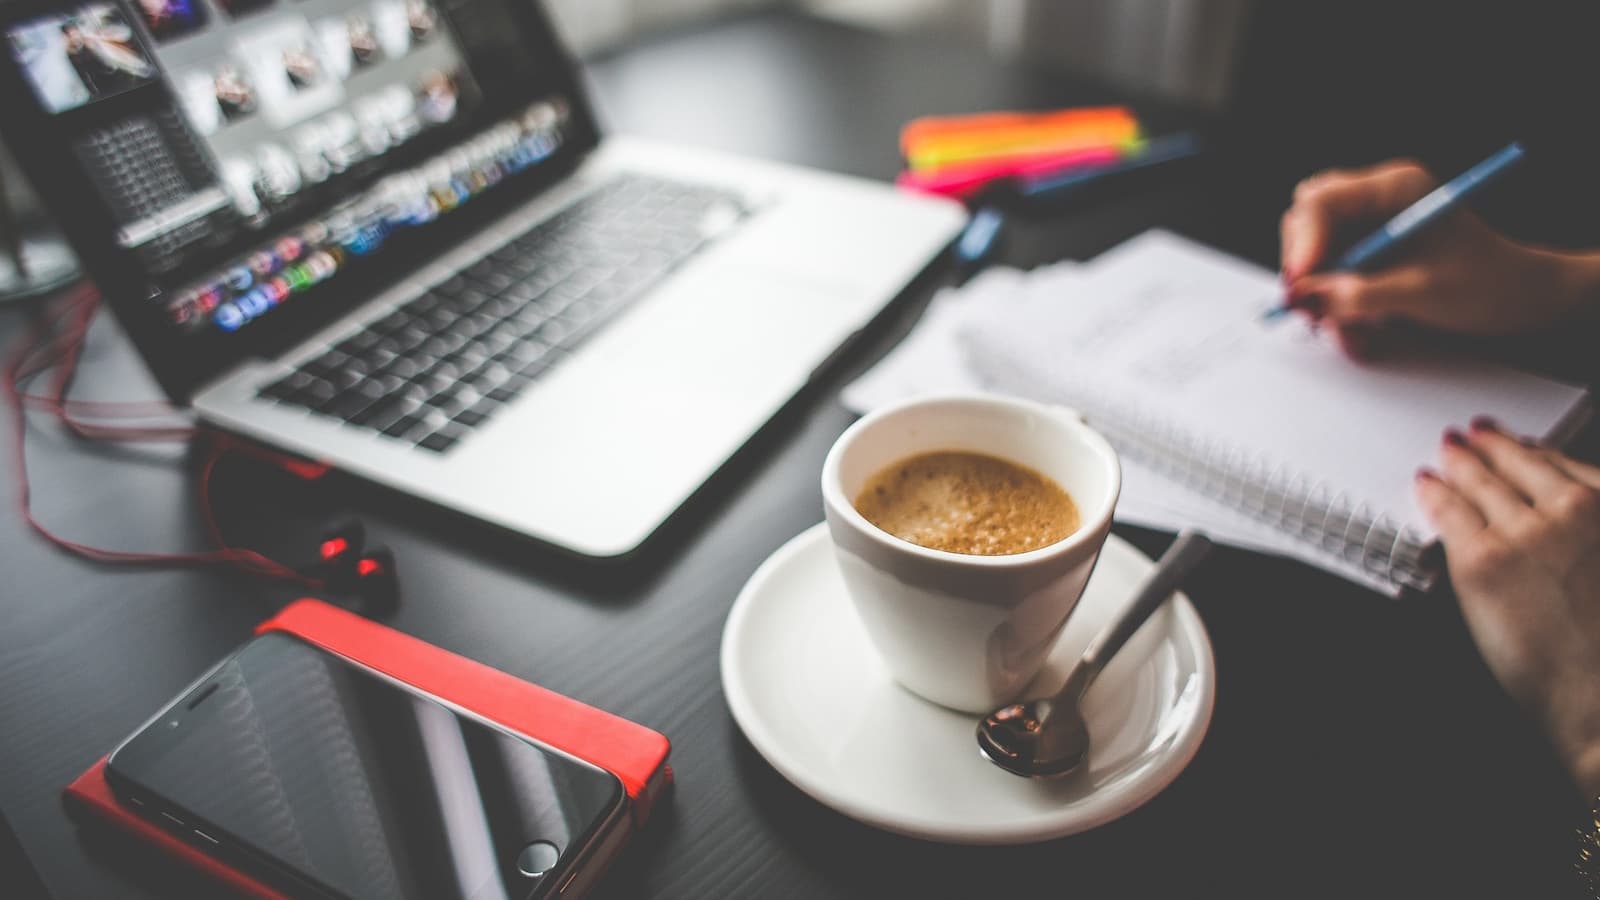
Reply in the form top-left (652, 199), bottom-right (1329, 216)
top-left (63, 598), bottom-right (673, 899)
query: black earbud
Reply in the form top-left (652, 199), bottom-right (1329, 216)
top-left (347, 545), bottom-right (400, 616)
top-left (310, 517), bottom-right (400, 615)
top-left (316, 517), bottom-right (367, 568)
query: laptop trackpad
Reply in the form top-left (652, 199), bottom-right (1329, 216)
top-left (458, 266), bottom-right (861, 555)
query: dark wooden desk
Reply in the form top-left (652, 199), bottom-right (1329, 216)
top-left (0, 12), bottom-right (1585, 899)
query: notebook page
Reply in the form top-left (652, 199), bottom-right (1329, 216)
top-left (962, 229), bottom-right (1590, 546)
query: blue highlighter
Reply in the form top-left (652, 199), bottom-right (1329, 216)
top-left (1264, 140), bottom-right (1527, 321)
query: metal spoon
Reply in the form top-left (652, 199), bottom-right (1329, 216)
top-left (977, 531), bottom-right (1212, 779)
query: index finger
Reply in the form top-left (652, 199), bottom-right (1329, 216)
top-left (1415, 468), bottom-right (1488, 544)
top-left (1465, 424), bottom-right (1574, 506)
top-left (1280, 161), bottom-right (1437, 281)
top-left (1474, 423), bottom-right (1600, 492)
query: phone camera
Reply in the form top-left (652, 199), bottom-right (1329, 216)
top-left (515, 841), bottom-right (560, 878)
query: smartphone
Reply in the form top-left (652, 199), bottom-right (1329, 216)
top-left (106, 631), bottom-right (629, 900)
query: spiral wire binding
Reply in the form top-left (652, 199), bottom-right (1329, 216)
top-left (968, 350), bottom-right (1439, 593)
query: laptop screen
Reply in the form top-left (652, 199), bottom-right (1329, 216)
top-left (2, 0), bottom-right (593, 392)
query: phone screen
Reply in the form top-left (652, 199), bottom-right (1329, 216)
top-left (108, 632), bottom-right (625, 900)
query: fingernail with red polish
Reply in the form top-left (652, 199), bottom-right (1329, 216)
top-left (1469, 416), bottom-right (1499, 433)
top-left (1415, 466), bottom-right (1438, 481)
top-left (1443, 428), bottom-right (1467, 447)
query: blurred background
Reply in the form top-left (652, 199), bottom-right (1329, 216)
top-left (548, 0), bottom-right (1249, 107)
top-left (544, 0), bottom-right (1600, 248)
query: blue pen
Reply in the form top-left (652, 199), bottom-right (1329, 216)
top-left (1263, 140), bottom-right (1528, 320)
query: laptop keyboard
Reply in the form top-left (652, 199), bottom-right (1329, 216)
top-left (258, 174), bottom-right (748, 453)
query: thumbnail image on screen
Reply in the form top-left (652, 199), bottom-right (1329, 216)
top-left (214, 62), bottom-right (258, 119)
top-left (8, 4), bottom-right (157, 113)
top-left (132, 0), bottom-right (208, 43)
top-left (406, 0), bottom-right (438, 42)
top-left (416, 68), bottom-right (456, 124)
top-left (175, 60), bottom-right (259, 134)
top-left (281, 38), bottom-right (324, 90)
top-left (347, 13), bottom-right (380, 66)
top-left (312, 16), bottom-right (357, 80)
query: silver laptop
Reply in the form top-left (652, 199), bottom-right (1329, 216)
top-left (1, 0), bottom-right (965, 556)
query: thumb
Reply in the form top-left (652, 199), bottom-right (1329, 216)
top-left (1281, 161), bottom-right (1437, 281)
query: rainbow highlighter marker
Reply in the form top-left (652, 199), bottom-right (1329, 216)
top-left (897, 106), bottom-right (1142, 200)
top-left (901, 107), bottom-right (1138, 167)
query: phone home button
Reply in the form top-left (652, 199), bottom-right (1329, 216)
top-left (516, 840), bottom-right (561, 878)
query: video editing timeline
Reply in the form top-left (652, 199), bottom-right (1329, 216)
top-left (172, 98), bottom-right (570, 334)
top-left (7, 0), bottom-right (477, 283)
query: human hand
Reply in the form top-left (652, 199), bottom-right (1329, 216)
top-left (1279, 159), bottom-right (1598, 357)
top-left (1415, 419), bottom-right (1600, 798)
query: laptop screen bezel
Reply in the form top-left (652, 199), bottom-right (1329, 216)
top-left (0, 0), bottom-right (604, 402)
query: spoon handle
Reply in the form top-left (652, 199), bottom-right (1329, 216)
top-left (1067, 531), bottom-right (1212, 699)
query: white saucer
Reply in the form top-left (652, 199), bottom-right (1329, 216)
top-left (721, 524), bottom-right (1215, 845)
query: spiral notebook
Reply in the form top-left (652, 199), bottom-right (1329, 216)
top-left (958, 230), bottom-right (1592, 596)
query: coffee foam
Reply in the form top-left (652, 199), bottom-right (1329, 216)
top-left (853, 450), bottom-right (1079, 556)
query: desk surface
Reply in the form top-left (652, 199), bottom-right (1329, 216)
top-left (0, 12), bottom-right (1586, 899)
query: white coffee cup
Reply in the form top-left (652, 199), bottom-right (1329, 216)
top-left (821, 394), bottom-right (1121, 713)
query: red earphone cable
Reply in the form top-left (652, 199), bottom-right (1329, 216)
top-left (17, 289), bottom-right (194, 440)
top-left (4, 286), bottom-right (318, 586)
